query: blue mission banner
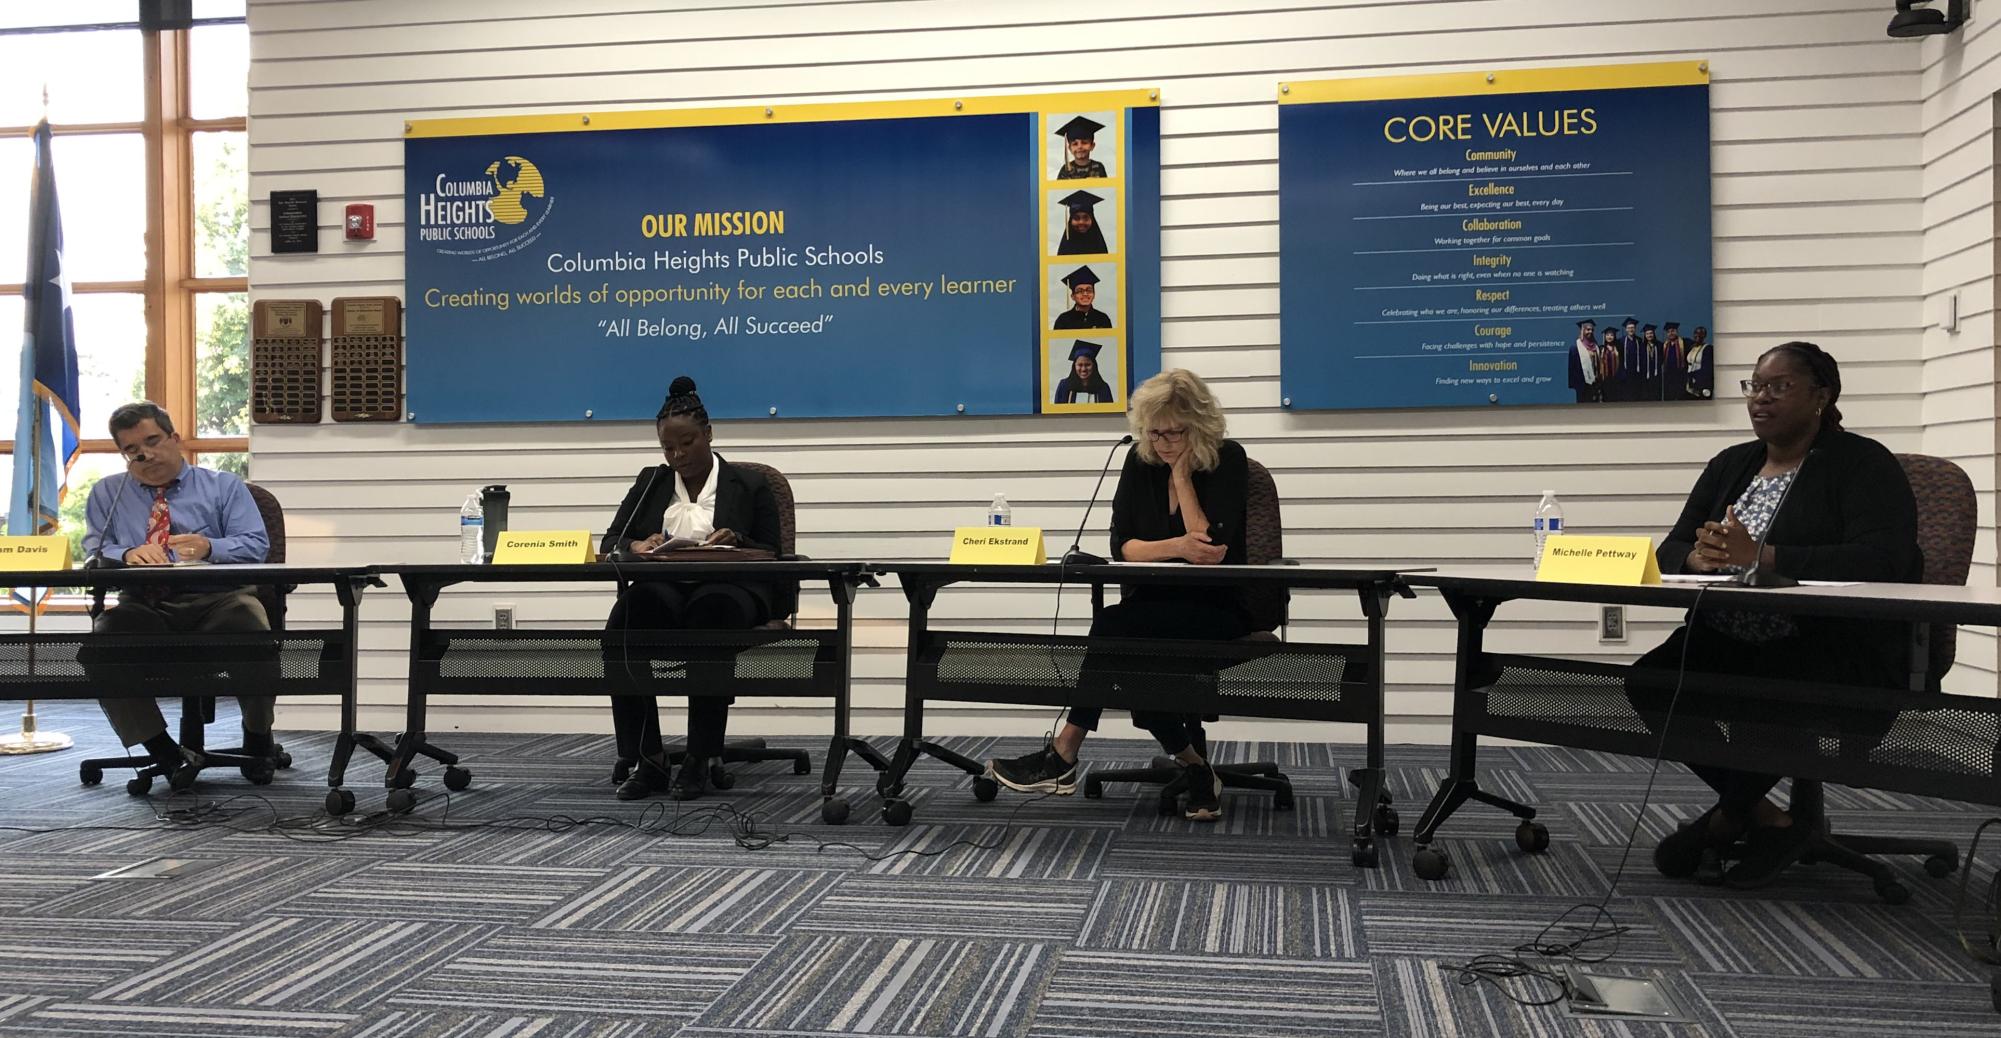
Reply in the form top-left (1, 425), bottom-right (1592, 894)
top-left (1279, 63), bottom-right (1714, 410)
top-left (403, 92), bottom-right (1162, 423)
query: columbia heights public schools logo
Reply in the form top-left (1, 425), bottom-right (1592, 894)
top-left (416, 155), bottom-right (550, 256)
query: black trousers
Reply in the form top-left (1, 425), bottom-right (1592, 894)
top-left (1066, 594), bottom-right (1255, 756)
top-left (1625, 623), bottom-right (1900, 821)
top-left (604, 581), bottom-right (769, 761)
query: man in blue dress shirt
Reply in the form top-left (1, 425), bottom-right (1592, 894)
top-left (82, 401), bottom-right (272, 786)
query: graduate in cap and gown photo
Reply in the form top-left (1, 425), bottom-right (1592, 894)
top-left (1662, 321), bottom-right (1689, 401)
top-left (1055, 115), bottom-right (1109, 179)
top-left (1053, 265), bottom-right (1113, 330)
top-left (1057, 189), bottom-right (1110, 255)
top-left (1642, 323), bottom-right (1665, 401)
top-left (1568, 319), bottom-right (1600, 403)
top-left (1053, 342), bottom-right (1116, 404)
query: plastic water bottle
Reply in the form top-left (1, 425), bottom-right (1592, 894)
top-left (458, 492), bottom-right (485, 563)
top-left (989, 492), bottom-right (1011, 527)
top-left (1533, 490), bottom-right (1564, 569)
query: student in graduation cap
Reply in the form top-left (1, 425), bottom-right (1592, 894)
top-left (1057, 190), bottom-right (1110, 255)
top-left (1662, 321), bottom-right (1689, 401)
top-left (1053, 342), bottom-right (1115, 404)
top-left (1568, 319), bottom-right (1600, 403)
top-left (1055, 115), bottom-right (1109, 179)
top-left (1053, 265), bottom-right (1113, 330)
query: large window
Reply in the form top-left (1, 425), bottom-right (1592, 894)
top-left (1, 7), bottom-right (249, 565)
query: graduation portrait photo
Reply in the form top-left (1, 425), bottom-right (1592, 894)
top-left (1045, 110), bottom-right (1119, 181)
top-left (1047, 186), bottom-right (1119, 257)
top-left (1048, 263), bottom-right (1118, 332)
top-left (1044, 337), bottom-right (1124, 412)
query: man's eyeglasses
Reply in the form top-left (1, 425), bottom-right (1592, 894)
top-left (1738, 378), bottom-right (1817, 399)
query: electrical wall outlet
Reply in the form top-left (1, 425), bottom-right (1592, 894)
top-left (494, 603), bottom-right (515, 630)
top-left (1598, 604), bottom-right (1626, 643)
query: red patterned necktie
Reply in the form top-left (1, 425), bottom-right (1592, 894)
top-left (146, 485), bottom-right (170, 547)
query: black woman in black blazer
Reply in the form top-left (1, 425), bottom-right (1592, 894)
top-left (1632, 342), bottom-right (1920, 889)
top-left (600, 377), bottom-right (785, 803)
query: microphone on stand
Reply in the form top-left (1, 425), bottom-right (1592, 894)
top-left (1736, 449), bottom-right (1816, 589)
top-left (1062, 435), bottom-right (1134, 567)
top-left (81, 471), bottom-right (135, 569)
top-left (605, 464), bottom-right (667, 562)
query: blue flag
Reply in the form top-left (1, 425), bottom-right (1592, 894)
top-left (9, 120), bottom-right (82, 612)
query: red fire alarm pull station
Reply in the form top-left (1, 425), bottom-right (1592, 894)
top-left (344, 203), bottom-right (374, 240)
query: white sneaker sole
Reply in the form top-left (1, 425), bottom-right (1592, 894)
top-left (987, 763), bottom-right (1078, 796)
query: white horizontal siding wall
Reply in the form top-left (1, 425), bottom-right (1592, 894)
top-left (240, 0), bottom-right (1953, 740)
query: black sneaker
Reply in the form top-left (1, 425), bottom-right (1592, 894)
top-left (988, 744), bottom-right (1078, 795)
top-left (1183, 759), bottom-right (1223, 822)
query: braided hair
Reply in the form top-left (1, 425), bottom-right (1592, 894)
top-left (656, 375), bottom-right (710, 426)
top-left (1760, 341), bottom-right (1843, 432)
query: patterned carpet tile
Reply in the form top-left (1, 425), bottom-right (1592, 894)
top-left (13, 1000), bottom-right (357, 1036)
top-left (1076, 879), bottom-right (1362, 959)
top-left (1361, 838), bottom-right (1610, 898)
top-left (1028, 949), bottom-right (1381, 1038)
top-left (867, 825), bottom-right (1114, 880)
top-left (1651, 894), bottom-right (1984, 982)
top-left (395, 930), bottom-right (774, 1020)
top-left (1697, 972), bottom-right (2001, 1036)
top-left (0, 917), bottom-right (239, 996)
top-left (1360, 893), bottom-right (1682, 966)
top-left (89, 917), bottom-right (494, 1012)
top-left (28, 854), bottom-right (367, 920)
top-left (336, 1008), bottom-right (668, 1038)
top-left (532, 865), bottom-right (841, 934)
top-left (280, 861), bottom-right (609, 923)
top-left (794, 876), bottom-right (1095, 942)
top-left (401, 821), bottom-right (655, 868)
top-left (1374, 956), bottom-right (1736, 1037)
top-left (1120, 792), bottom-right (1360, 839)
top-left (1100, 833), bottom-right (1347, 885)
top-left (690, 934), bottom-right (1056, 1036)
top-left (0, 853), bottom-right (122, 911)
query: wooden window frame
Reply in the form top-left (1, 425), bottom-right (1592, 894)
top-left (0, 24), bottom-right (248, 457)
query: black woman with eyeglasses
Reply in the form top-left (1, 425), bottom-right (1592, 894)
top-left (987, 368), bottom-right (1249, 821)
top-left (1627, 341), bottom-right (1920, 889)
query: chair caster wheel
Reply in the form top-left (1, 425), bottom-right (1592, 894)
top-left (325, 788), bottom-right (356, 816)
top-left (442, 766), bottom-right (471, 792)
top-left (1925, 854), bottom-right (1957, 878)
top-left (1374, 806), bottom-right (1400, 836)
top-left (1875, 878), bottom-right (1910, 905)
top-left (1274, 788), bottom-right (1296, 811)
top-left (793, 758), bottom-right (812, 775)
top-left (1413, 846), bottom-right (1450, 880)
top-left (385, 788), bottom-right (418, 815)
top-left (1156, 791), bottom-right (1179, 817)
top-left (80, 763), bottom-right (103, 786)
top-left (388, 768), bottom-right (417, 790)
top-left (273, 748), bottom-right (293, 770)
top-left (1083, 779), bottom-right (1103, 799)
top-left (972, 777), bottom-right (998, 802)
top-left (126, 774), bottom-right (153, 797)
top-left (242, 763), bottom-right (274, 785)
top-left (882, 799), bottom-right (913, 826)
top-left (1990, 974), bottom-right (2001, 1014)
top-left (1352, 841), bottom-right (1379, 869)
top-left (1515, 820), bottom-right (1550, 854)
top-left (821, 798), bottom-right (850, 825)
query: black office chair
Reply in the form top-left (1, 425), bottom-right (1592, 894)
top-left (1773, 454), bottom-right (1975, 901)
top-left (610, 460), bottom-right (811, 789)
top-left (1084, 457), bottom-right (1371, 815)
top-left (78, 482), bottom-right (294, 796)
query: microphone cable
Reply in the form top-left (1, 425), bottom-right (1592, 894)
top-left (1442, 583), bottom-right (1709, 1007)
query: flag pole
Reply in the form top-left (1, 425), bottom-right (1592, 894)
top-left (1, 171), bottom-right (72, 756)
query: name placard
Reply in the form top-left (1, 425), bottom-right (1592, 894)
top-left (949, 526), bottom-right (1046, 565)
top-left (491, 530), bottom-right (594, 565)
top-left (1537, 535), bottom-right (1661, 586)
top-left (0, 535), bottom-right (72, 571)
